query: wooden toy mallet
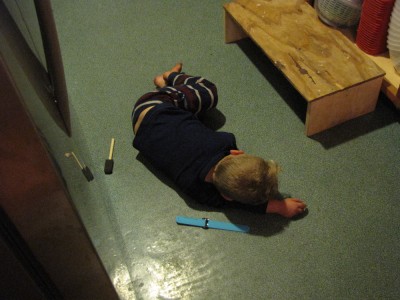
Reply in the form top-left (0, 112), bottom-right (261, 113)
top-left (65, 152), bottom-right (94, 181)
top-left (104, 138), bottom-right (115, 174)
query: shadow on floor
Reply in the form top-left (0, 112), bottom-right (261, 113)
top-left (223, 207), bottom-right (307, 236)
top-left (235, 38), bottom-right (400, 148)
top-left (136, 153), bottom-right (305, 237)
top-left (310, 95), bottom-right (400, 148)
top-left (236, 38), bottom-right (307, 124)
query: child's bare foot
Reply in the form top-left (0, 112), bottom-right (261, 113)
top-left (153, 75), bottom-right (166, 88)
top-left (153, 63), bottom-right (183, 88)
top-left (163, 62), bottom-right (183, 80)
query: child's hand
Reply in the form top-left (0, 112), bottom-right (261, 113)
top-left (267, 198), bottom-right (307, 218)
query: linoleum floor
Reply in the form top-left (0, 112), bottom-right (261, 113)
top-left (37, 1), bottom-right (400, 299)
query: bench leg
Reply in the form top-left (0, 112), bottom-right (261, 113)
top-left (224, 10), bottom-right (248, 43)
top-left (305, 77), bottom-right (383, 136)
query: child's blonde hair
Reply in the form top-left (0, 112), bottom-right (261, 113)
top-left (213, 154), bottom-right (280, 205)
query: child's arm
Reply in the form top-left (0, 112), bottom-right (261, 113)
top-left (266, 198), bottom-right (307, 218)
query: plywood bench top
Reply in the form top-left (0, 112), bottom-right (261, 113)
top-left (224, 0), bottom-right (385, 102)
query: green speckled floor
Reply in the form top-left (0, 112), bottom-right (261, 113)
top-left (13, 1), bottom-right (400, 299)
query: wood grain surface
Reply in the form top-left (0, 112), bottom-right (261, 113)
top-left (224, 0), bottom-right (385, 102)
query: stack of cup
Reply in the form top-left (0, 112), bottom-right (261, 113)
top-left (356, 0), bottom-right (396, 55)
top-left (387, 0), bottom-right (400, 73)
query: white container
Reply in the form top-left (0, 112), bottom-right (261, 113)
top-left (314, 0), bottom-right (363, 27)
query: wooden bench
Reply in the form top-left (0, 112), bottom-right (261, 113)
top-left (224, 0), bottom-right (385, 136)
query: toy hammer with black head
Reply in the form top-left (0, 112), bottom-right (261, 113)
top-left (104, 138), bottom-right (115, 174)
top-left (65, 152), bottom-right (94, 182)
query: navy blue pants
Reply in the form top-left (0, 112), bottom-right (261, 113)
top-left (131, 72), bottom-right (218, 126)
